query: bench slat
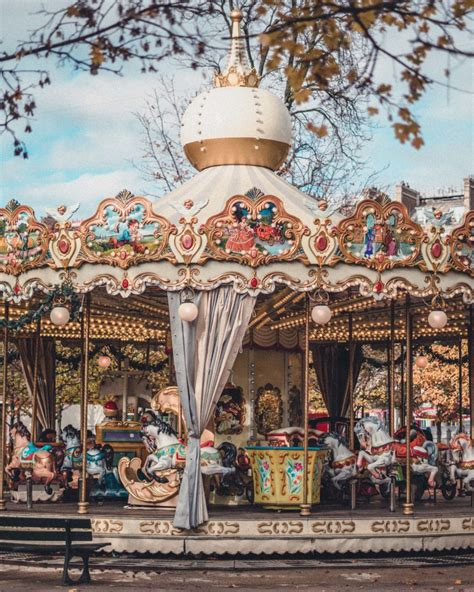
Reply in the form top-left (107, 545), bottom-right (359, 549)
top-left (0, 530), bottom-right (93, 542)
top-left (0, 517), bottom-right (91, 529)
top-left (0, 542), bottom-right (106, 554)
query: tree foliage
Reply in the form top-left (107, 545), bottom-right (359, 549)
top-left (1, 0), bottom-right (471, 159)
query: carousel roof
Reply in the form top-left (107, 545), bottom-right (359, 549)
top-left (0, 10), bottom-right (472, 329)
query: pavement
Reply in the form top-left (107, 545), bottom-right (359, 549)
top-left (0, 559), bottom-right (473, 591)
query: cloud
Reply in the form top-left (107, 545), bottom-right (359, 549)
top-left (1, 169), bottom-right (151, 217)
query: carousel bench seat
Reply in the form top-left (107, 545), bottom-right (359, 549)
top-left (0, 515), bottom-right (107, 585)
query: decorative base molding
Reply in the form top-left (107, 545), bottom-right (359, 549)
top-left (86, 513), bottom-right (474, 556)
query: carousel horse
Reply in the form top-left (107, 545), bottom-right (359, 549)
top-left (449, 433), bottom-right (474, 492)
top-left (141, 415), bottom-right (231, 481)
top-left (355, 417), bottom-right (396, 485)
top-left (318, 432), bottom-right (357, 489)
top-left (393, 425), bottom-right (439, 488)
top-left (60, 425), bottom-right (109, 487)
top-left (6, 421), bottom-right (59, 494)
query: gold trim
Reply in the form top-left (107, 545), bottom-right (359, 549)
top-left (183, 138), bottom-right (290, 171)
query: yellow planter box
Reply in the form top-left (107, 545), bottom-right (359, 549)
top-left (246, 446), bottom-right (327, 509)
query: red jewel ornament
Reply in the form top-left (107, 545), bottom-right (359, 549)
top-left (431, 241), bottom-right (442, 259)
top-left (374, 280), bottom-right (384, 293)
top-left (122, 278), bottom-right (129, 289)
top-left (250, 277), bottom-right (258, 288)
top-left (181, 234), bottom-right (194, 250)
top-left (14, 283), bottom-right (21, 295)
top-left (58, 239), bottom-right (70, 255)
top-left (120, 250), bottom-right (127, 260)
top-left (315, 234), bottom-right (328, 251)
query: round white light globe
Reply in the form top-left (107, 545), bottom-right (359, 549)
top-left (415, 355), bottom-right (428, 369)
top-left (50, 306), bottom-right (70, 326)
top-left (428, 310), bottom-right (448, 329)
top-left (178, 301), bottom-right (198, 322)
top-left (311, 304), bottom-right (332, 325)
top-left (98, 355), bottom-right (111, 369)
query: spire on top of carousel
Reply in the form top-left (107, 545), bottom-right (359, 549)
top-left (214, 10), bottom-right (260, 89)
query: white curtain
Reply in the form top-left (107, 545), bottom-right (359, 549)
top-left (168, 287), bottom-right (255, 529)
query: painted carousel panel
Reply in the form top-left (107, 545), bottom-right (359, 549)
top-left (246, 446), bottom-right (326, 508)
top-left (0, 201), bottom-right (50, 275)
top-left (200, 191), bottom-right (308, 267)
top-left (338, 199), bottom-right (424, 271)
top-left (80, 192), bottom-right (175, 268)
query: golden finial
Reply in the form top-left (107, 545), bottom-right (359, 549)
top-left (214, 9), bottom-right (260, 88)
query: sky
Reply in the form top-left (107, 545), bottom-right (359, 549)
top-left (0, 0), bottom-right (472, 219)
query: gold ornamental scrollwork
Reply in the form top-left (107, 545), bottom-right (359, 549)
top-left (371, 520), bottom-right (410, 534)
top-left (139, 520), bottom-right (180, 535)
top-left (462, 518), bottom-right (474, 531)
top-left (91, 519), bottom-right (123, 534)
top-left (450, 211), bottom-right (474, 276)
top-left (337, 199), bottom-right (424, 272)
top-left (416, 519), bottom-right (450, 533)
top-left (199, 191), bottom-right (309, 267)
top-left (79, 191), bottom-right (175, 269)
top-left (257, 521), bottom-right (304, 535)
top-left (194, 521), bottom-right (240, 535)
top-left (311, 520), bottom-right (355, 535)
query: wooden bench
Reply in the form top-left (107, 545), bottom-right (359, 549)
top-left (0, 515), bottom-right (107, 585)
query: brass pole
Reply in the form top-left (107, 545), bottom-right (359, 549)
top-left (78, 294), bottom-right (91, 515)
top-left (348, 314), bottom-right (357, 510)
top-left (0, 303), bottom-right (9, 511)
top-left (458, 337), bottom-right (463, 433)
top-left (403, 294), bottom-right (414, 516)
top-left (469, 306), bottom-right (474, 440)
top-left (30, 319), bottom-right (41, 443)
top-left (300, 293), bottom-right (311, 517)
top-left (400, 342), bottom-right (405, 424)
top-left (348, 314), bottom-right (355, 450)
top-left (389, 300), bottom-right (396, 436)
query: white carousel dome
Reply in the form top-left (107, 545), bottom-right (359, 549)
top-left (180, 11), bottom-right (292, 172)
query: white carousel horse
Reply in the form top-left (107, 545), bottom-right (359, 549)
top-left (318, 432), bottom-right (357, 489)
top-left (355, 417), bottom-right (439, 488)
top-left (393, 425), bottom-right (439, 488)
top-left (60, 425), bottom-right (108, 486)
top-left (6, 421), bottom-right (58, 494)
top-left (449, 433), bottom-right (474, 492)
top-left (141, 416), bottom-right (231, 482)
top-left (355, 417), bottom-right (396, 485)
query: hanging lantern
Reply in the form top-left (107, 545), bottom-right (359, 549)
top-left (178, 301), bottom-right (198, 322)
top-left (311, 304), bottom-right (332, 325)
top-left (98, 355), bottom-right (111, 369)
top-left (50, 305), bottom-right (70, 326)
top-left (415, 355), bottom-right (428, 369)
top-left (428, 310), bottom-right (448, 329)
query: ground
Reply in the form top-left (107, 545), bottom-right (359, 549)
top-left (0, 560), bottom-right (473, 591)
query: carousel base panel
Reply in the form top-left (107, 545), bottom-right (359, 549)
top-left (4, 498), bottom-right (473, 556)
top-left (10, 483), bottom-right (64, 503)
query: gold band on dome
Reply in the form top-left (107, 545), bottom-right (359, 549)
top-left (184, 137), bottom-right (290, 171)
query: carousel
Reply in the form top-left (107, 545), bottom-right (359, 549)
top-left (0, 11), bottom-right (473, 556)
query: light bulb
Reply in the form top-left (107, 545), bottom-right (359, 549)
top-left (50, 306), bottom-right (70, 326)
top-left (311, 305), bottom-right (332, 325)
top-left (428, 310), bottom-right (448, 329)
top-left (178, 301), bottom-right (198, 322)
top-left (415, 355), bottom-right (428, 369)
top-left (98, 355), bottom-right (111, 369)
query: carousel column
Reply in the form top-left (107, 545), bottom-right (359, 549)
top-left (30, 319), bottom-right (41, 442)
top-left (389, 300), bottom-right (396, 436)
top-left (469, 306), bottom-right (474, 440)
top-left (458, 337), bottom-right (463, 433)
top-left (78, 294), bottom-right (91, 515)
top-left (348, 314), bottom-right (356, 511)
top-left (403, 294), bottom-right (414, 516)
top-left (0, 303), bottom-right (9, 511)
top-left (300, 294), bottom-right (311, 517)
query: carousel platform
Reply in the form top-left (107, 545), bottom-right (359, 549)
top-left (4, 497), bottom-right (474, 557)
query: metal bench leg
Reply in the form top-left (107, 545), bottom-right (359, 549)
top-left (78, 554), bottom-right (91, 584)
top-left (61, 546), bottom-right (73, 585)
